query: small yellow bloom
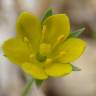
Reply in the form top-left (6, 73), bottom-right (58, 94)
top-left (3, 12), bottom-right (86, 80)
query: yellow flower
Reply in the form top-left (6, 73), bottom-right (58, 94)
top-left (3, 12), bottom-right (86, 80)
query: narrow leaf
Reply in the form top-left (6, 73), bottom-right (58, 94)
top-left (70, 28), bottom-right (85, 37)
top-left (41, 8), bottom-right (53, 23)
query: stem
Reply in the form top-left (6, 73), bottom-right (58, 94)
top-left (22, 77), bottom-right (34, 96)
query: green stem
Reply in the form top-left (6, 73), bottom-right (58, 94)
top-left (22, 77), bottom-right (34, 96)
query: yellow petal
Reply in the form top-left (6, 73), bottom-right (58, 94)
top-left (45, 63), bottom-right (72, 77)
top-left (43, 14), bottom-right (70, 45)
top-left (22, 63), bottom-right (48, 80)
top-left (56, 38), bottom-right (86, 63)
top-left (3, 38), bottom-right (31, 65)
top-left (16, 12), bottom-right (41, 52)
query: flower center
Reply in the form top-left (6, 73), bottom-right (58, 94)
top-left (40, 43), bottom-right (51, 56)
top-left (36, 53), bottom-right (47, 62)
top-left (35, 43), bottom-right (51, 62)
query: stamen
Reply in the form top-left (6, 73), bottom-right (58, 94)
top-left (24, 37), bottom-right (33, 49)
top-left (55, 51), bottom-right (66, 59)
top-left (52, 35), bottom-right (65, 50)
top-left (41, 25), bottom-right (46, 41)
top-left (45, 58), bottom-right (53, 64)
top-left (24, 37), bottom-right (29, 42)
top-left (57, 35), bottom-right (65, 43)
top-left (29, 54), bottom-right (36, 62)
top-left (29, 54), bottom-right (34, 59)
top-left (43, 58), bottom-right (53, 68)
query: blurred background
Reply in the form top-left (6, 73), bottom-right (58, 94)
top-left (0, 0), bottom-right (96, 96)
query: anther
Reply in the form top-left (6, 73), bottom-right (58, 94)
top-left (45, 58), bottom-right (53, 64)
top-left (57, 35), bottom-right (65, 43)
top-left (55, 51), bottom-right (66, 59)
top-left (24, 37), bottom-right (29, 42)
top-left (43, 58), bottom-right (53, 68)
top-left (52, 35), bottom-right (65, 51)
top-left (59, 51), bottom-right (66, 57)
top-left (29, 54), bottom-right (34, 59)
top-left (29, 54), bottom-right (36, 62)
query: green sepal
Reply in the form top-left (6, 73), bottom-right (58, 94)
top-left (35, 79), bottom-right (44, 87)
top-left (71, 64), bottom-right (81, 71)
top-left (41, 8), bottom-right (53, 23)
top-left (69, 28), bottom-right (85, 38)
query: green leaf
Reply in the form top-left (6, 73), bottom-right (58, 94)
top-left (41, 8), bottom-right (53, 23)
top-left (71, 64), bottom-right (81, 71)
top-left (35, 79), bottom-right (44, 86)
top-left (70, 28), bottom-right (85, 37)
